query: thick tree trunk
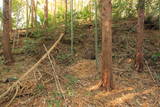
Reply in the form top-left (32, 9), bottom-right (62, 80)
top-left (44, 0), bottom-right (48, 27)
top-left (2, 0), bottom-right (14, 64)
top-left (135, 0), bottom-right (145, 72)
top-left (101, 0), bottom-right (113, 91)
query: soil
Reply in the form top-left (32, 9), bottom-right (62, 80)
top-left (0, 19), bottom-right (160, 107)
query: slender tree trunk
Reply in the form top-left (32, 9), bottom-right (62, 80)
top-left (28, 5), bottom-right (31, 28)
top-left (2, 0), bottom-right (14, 64)
top-left (101, 0), bottom-right (113, 91)
top-left (33, 0), bottom-right (37, 25)
top-left (135, 0), bottom-right (145, 72)
top-left (44, 0), bottom-right (48, 27)
top-left (31, 0), bottom-right (34, 27)
top-left (65, 0), bottom-right (68, 33)
top-left (9, 0), bottom-right (12, 32)
top-left (158, 0), bottom-right (160, 29)
top-left (30, 0), bottom-right (37, 27)
top-left (94, 0), bottom-right (98, 70)
top-left (89, 0), bottom-right (92, 22)
top-left (26, 0), bottom-right (29, 29)
top-left (54, 0), bottom-right (57, 25)
top-left (70, 0), bottom-right (74, 55)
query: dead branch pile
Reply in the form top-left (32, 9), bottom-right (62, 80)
top-left (0, 33), bottom-right (64, 106)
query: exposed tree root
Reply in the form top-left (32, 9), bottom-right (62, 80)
top-left (135, 52), bottom-right (144, 72)
top-left (87, 80), bottom-right (102, 91)
top-left (87, 80), bottom-right (114, 92)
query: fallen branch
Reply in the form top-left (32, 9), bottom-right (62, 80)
top-left (0, 33), bottom-right (64, 105)
top-left (43, 44), bottom-right (65, 99)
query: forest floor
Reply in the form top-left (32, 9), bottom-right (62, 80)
top-left (0, 19), bottom-right (160, 107)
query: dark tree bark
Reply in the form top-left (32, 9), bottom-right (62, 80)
top-left (101, 0), bottom-right (113, 91)
top-left (2, 0), bottom-right (14, 64)
top-left (135, 0), bottom-right (145, 72)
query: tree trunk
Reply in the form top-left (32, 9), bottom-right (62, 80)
top-left (31, 0), bottom-right (34, 27)
top-left (101, 0), bottom-right (113, 91)
top-left (70, 0), bottom-right (74, 55)
top-left (135, 0), bottom-right (145, 72)
top-left (33, 0), bottom-right (37, 25)
top-left (44, 0), bottom-right (48, 27)
top-left (9, 0), bottom-right (12, 32)
top-left (53, 0), bottom-right (57, 25)
top-left (65, 0), bottom-right (68, 33)
top-left (89, 0), bottom-right (92, 22)
top-left (2, 0), bottom-right (14, 64)
top-left (26, 0), bottom-right (29, 28)
top-left (94, 0), bottom-right (98, 70)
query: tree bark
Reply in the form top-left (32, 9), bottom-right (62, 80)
top-left (65, 0), bottom-right (68, 33)
top-left (9, 0), bottom-right (12, 32)
top-left (101, 0), bottom-right (113, 91)
top-left (26, 0), bottom-right (29, 28)
top-left (135, 0), bottom-right (145, 72)
top-left (34, 0), bottom-right (37, 25)
top-left (53, 0), bottom-right (57, 25)
top-left (2, 0), bottom-right (14, 64)
top-left (44, 0), bottom-right (48, 27)
top-left (31, 0), bottom-right (34, 27)
top-left (70, 0), bottom-right (74, 55)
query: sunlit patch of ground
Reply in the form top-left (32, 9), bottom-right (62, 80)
top-left (69, 59), bottom-right (97, 79)
top-left (68, 59), bottom-right (160, 107)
